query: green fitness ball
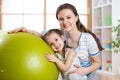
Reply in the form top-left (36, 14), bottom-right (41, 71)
top-left (0, 32), bottom-right (59, 80)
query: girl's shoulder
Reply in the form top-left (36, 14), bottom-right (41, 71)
top-left (65, 48), bottom-right (77, 58)
top-left (66, 47), bottom-right (73, 53)
top-left (66, 48), bottom-right (77, 55)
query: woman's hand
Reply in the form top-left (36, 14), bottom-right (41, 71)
top-left (8, 27), bottom-right (42, 37)
top-left (8, 27), bottom-right (27, 34)
top-left (68, 64), bottom-right (88, 76)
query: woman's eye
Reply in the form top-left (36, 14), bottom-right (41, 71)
top-left (58, 18), bottom-right (63, 21)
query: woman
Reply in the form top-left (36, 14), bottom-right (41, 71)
top-left (8, 3), bottom-right (103, 80)
top-left (55, 3), bottom-right (103, 80)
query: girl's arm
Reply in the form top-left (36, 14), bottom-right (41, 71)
top-left (8, 27), bottom-right (43, 37)
top-left (46, 49), bottom-right (76, 72)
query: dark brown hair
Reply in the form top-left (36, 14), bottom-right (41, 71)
top-left (43, 29), bottom-right (69, 54)
top-left (56, 3), bottom-right (103, 51)
top-left (43, 29), bottom-right (64, 39)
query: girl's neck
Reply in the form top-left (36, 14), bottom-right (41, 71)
top-left (59, 46), bottom-right (66, 58)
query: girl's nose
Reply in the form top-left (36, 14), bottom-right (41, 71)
top-left (54, 42), bottom-right (59, 47)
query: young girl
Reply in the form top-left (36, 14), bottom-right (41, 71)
top-left (43, 29), bottom-right (87, 80)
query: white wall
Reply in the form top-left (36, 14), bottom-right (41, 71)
top-left (112, 0), bottom-right (120, 25)
top-left (112, 0), bottom-right (120, 74)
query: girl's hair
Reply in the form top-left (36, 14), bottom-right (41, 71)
top-left (56, 3), bottom-right (103, 51)
top-left (42, 29), bottom-right (68, 53)
top-left (43, 29), bottom-right (64, 39)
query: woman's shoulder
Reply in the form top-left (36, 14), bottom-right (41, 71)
top-left (80, 32), bottom-right (93, 41)
top-left (81, 32), bottom-right (92, 37)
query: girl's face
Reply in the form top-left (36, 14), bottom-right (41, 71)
top-left (45, 32), bottom-right (65, 52)
top-left (57, 9), bottom-right (78, 32)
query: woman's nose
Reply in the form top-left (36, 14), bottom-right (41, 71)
top-left (63, 19), bottom-right (67, 24)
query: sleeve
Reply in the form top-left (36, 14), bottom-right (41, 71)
top-left (86, 33), bottom-right (100, 57)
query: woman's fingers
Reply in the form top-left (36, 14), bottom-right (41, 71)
top-left (73, 64), bottom-right (87, 76)
top-left (8, 27), bottom-right (26, 34)
top-left (68, 68), bottom-right (77, 74)
top-left (74, 64), bottom-right (81, 68)
top-left (67, 64), bottom-right (83, 75)
top-left (14, 27), bottom-right (26, 32)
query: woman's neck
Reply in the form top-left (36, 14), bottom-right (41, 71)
top-left (67, 29), bottom-right (81, 48)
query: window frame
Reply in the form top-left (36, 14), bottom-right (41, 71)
top-left (0, 0), bottom-right (92, 31)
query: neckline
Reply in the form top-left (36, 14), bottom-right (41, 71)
top-left (75, 32), bottom-right (82, 49)
top-left (65, 32), bottom-right (82, 49)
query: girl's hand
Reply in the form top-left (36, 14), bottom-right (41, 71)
top-left (68, 64), bottom-right (87, 76)
top-left (8, 27), bottom-right (27, 34)
top-left (46, 53), bottom-right (58, 62)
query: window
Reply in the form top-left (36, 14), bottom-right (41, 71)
top-left (0, 0), bottom-right (91, 32)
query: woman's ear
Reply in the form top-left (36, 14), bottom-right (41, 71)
top-left (75, 15), bottom-right (79, 22)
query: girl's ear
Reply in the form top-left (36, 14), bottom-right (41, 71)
top-left (61, 35), bottom-right (65, 41)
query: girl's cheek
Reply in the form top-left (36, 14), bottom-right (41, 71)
top-left (52, 47), bottom-right (56, 51)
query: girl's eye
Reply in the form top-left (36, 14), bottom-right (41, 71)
top-left (49, 43), bottom-right (53, 46)
top-left (67, 16), bottom-right (71, 19)
top-left (55, 39), bottom-right (58, 41)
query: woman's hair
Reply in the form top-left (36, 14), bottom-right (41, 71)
top-left (56, 3), bottom-right (103, 51)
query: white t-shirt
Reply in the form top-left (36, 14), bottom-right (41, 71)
top-left (65, 32), bottom-right (100, 69)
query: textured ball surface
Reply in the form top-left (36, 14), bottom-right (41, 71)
top-left (0, 32), bottom-right (58, 80)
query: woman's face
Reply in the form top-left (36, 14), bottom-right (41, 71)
top-left (45, 32), bottom-right (65, 52)
top-left (57, 9), bottom-right (78, 32)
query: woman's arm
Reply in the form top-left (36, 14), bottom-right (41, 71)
top-left (26, 29), bottom-right (43, 37)
top-left (46, 50), bottom-right (76, 72)
top-left (67, 33), bottom-right (102, 76)
top-left (85, 54), bottom-right (101, 73)
top-left (68, 54), bottom-right (101, 76)
top-left (80, 33), bottom-right (102, 75)
top-left (8, 27), bottom-right (43, 37)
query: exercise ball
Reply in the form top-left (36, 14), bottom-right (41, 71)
top-left (0, 32), bottom-right (59, 80)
